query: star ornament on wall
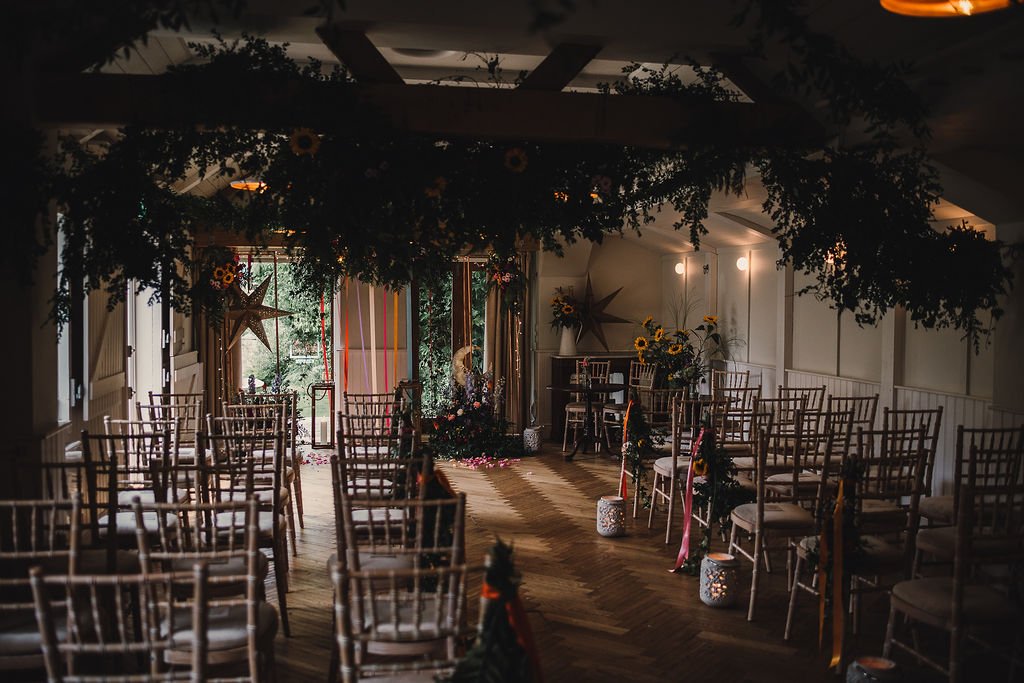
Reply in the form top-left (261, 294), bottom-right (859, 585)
top-left (578, 275), bottom-right (630, 351)
top-left (224, 276), bottom-right (291, 350)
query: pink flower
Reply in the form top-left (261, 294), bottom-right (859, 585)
top-left (447, 414), bottom-right (456, 421)
top-left (472, 401), bottom-right (481, 408)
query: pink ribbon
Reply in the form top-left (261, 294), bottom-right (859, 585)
top-left (672, 428), bottom-right (705, 572)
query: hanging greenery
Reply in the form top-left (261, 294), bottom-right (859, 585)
top-left (33, 0), bottom-right (1018, 339)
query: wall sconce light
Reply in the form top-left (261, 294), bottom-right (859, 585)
top-left (736, 256), bottom-right (749, 272)
top-left (674, 262), bottom-right (685, 275)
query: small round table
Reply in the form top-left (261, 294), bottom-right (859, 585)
top-left (546, 382), bottom-right (625, 461)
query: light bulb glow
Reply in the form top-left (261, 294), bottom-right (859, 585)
top-left (736, 256), bottom-right (749, 272)
top-left (674, 262), bottom-right (685, 275)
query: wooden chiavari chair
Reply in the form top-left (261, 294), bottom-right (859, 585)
top-left (141, 392), bottom-right (204, 461)
top-left (134, 497), bottom-right (278, 679)
top-left (236, 390), bottom-right (305, 530)
top-left (562, 360), bottom-right (611, 453)
top-left (883, 406), bottom-right (943, 498)
top-left (202, 431), bottom-right (291, 637)
top-left (777, 385), bottom-right (826, 411)
top-left (30, 563), bottom-right (210, 682)
top-left (711, 368), bottom-right (749, 397)
top-left (602, 361), bottom-right (657, 452)
top-left (0, 494), bottom-right (81, 674)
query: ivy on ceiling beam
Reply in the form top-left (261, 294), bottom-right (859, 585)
top-left (31, 72), bottom-right (823, 149)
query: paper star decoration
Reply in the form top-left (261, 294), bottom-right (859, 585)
top-left (224, 276), bottom-right (291, 350)
top-left (578, 275), bottom-right (630, 351)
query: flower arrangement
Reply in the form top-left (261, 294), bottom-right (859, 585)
top-left (621, 391), bottom-right (663, 507)
top-left (193, 246), bottom-right (244, 325)
top-left (634, 314), bottom-right (721, 389)
top-left (430, 370), bottom-right (524, 461)
top-left (549, 287), bottom-right (582, 330)
top-left (486, 252), bottom-right (527, 316)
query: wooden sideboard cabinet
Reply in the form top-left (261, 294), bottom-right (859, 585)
top-left (548, 353), bottom-right (635, 441)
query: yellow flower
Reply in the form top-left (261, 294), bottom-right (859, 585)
top-left (637, 351), bottom-right (645, 364)
top-left (562, 304), bottom-right (575, 315)
top-left (504, 147), bottom-right (528, 173)
top-left (289, 128), bottom-right (321, 156)
top-left (642, 315), bottom-right (653, 327)
top-left (703, 315), bottom-right (718, 325)
top-left (654, 327), bottom-right (665, 341)
top-left (550, 297), bottom-right (560, 305)
top-left (667, 343), bottom-right (684, 355)
top-left (692, 459), bottom-right (708, 477)
top-left (212, 266), bottom-right (226, 280)
top-left (424, 176), bottom-right (448, 199)
top-left (634, 336), bottom-right (648, 351)
top-left (222, 271), bottom-right (235, 285)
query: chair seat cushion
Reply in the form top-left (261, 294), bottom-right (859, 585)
top-left (166, 602), bottom-right (278, 651)
top-left (891, 577), bottom-right (1021, 625)
top-left (360, 602), bottom-right (449, 639)
top-left (327, 552), bottom-right (416, 574)
top-left (653, 456), bottom-right (689, 477)
top-left (798, 535), bottom-right (904, 572)
top-left (98, 511), bottom-right (179, 537)
top-left (731, 502), bottom-right (814, 531)
top-left (117, 489), bottom-right (189, 506)
top-left (169, 552), bottom-right (269, 582)
top-left (916, 526), bottom-right (1021, 560)
top-left (351, 508), bottom-right (407, 527)
top-left (722, 443), bottom-right (753, 458)
top-left (731, 456), bottom-right (756, 471)
top-left (213, 510), bottom-right (284, 536)
top-left (918, 495), bottom-right (955, 525)
top-left (766, 471), bottom-right (821, 487)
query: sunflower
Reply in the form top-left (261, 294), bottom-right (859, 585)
top-left (654, 327), bottom-right (665, 341)
top-left (634, 336), bottom-right (649, 351)
top-left (504, 147), bottom-right (528, 173)
top-left (289, 128), bottom-right (321, 156)
top-left (692, 459), bottom-right (708, 477)
top-left (212, 266), bottom-right (226, 281)
top-left (667, 343), bottom-right (684, 355)
top-left (225, 262), bottom-right (237, 274)
top-left (642, 315), bottom-right (653, 327)
top-left (424, 176), bottom-right (448, 199)
top-left (550, 297), bottom-right (560, 305)
top-left (222, 271), bottom-right (235, 285)
top-left (562, 304), bottom-right (575, 315)
top-left (703, 315), bottom-right (719, 325)
top-left (637, 351), bottom-right (645, 364)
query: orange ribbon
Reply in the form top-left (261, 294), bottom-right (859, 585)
top-left (619, 400), bottom-right (633, 499)
top-left (818, 479), bottom-right (845, 668)
top-left (481, 581), bottom-right (544, 683)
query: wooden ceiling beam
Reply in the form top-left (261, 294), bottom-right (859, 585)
top-left (314, 25), bottom-right (404, 84)
top-left (519, 43), bottom-right (602, 91)
top-left (31, 72), bottom-right (823, 149)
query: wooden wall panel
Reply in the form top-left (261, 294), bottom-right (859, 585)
top-left (786, 370), bottom-right (880, 399)
top-left (894, 386), bottom-right (1023, 495)
top-left (729, 361), bottom-right (776, 397)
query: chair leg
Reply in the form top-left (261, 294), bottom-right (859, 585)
top-left (286, 497), bottom-right (298, 558)
top-left (949, 624), bottom-right (961, 683)
top-left (727, 522), bottom-right (738, 557)
top-left (882, 600), bottom-right (897, 659)
top-left (292, 457), bottom-right (305, 529)
top-left (784, 553), bottom-right (802, 641)
top-left (664, 475), bottom-right (675, 545)
top-left (647, 472), bottom-right (660, 529)
top-left (327, 605), bottom-right (339, 683)
top-left (275, 543), bottom-right (291, 637)
top-left (747, 530), bottom-right (763, 622)
top-left (562, 415), bottom-right (570, 452)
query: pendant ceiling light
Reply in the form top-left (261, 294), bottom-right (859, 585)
top-left (881, 0), bottom-right (1016, 17)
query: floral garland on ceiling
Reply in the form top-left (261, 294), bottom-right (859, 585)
top-left (39, 8), bottom-right (1017, 339)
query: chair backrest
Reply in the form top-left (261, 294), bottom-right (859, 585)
top-left (331, 563), bottom-right (468, 683)
top-left (235, 391), bottom-right (299, 450)
top-left (712, 386), bottom-right (762, 443)
top-left (218, 402), bottom-right (287, 436)
top-left (330, 456), bottom-right (466, 572)
top-left (631, 361), bottom-right (658, 390)
top-left (711, 369), bottom-right (749, 394)
top-left (950, 425), bottom-right (1024, 519)
top-left (571, 359), bottom-right (611, 402)
top-left (332, 452), bottom-right (424, 505)
top-left (854, 426), bottom-right (928, 532)
top-left (133, 497), bottom-right (257, 573)
top-left (760, 409), bottom-right (844, 508)
top-left (140, 394), bottom-right (203, 446)
top-left (754, 396), bottom-right (807, 436)
top-left (776, 385), bottom-right (825, 411)
top-left (30, 564), bottom-right (208, 682)
top-left (640, 388), bottom-right (687, 429)
top-left (882, 406), bottom-right (943, 496)
top-left (336, 412), bottom-right (411, 459)
top-left (0, 495), bottom-right (82, 667)
top-left (201, 431), bottom-right (282, 513)
top-left (826, 394), bottom-right (878, 433)
top-left (952, 445), bottom-right (1024, 617)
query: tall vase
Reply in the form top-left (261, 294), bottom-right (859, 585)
top-left (558, 326), bottom-right (578, 356)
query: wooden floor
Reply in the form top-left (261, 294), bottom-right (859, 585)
top-left (276, 444), bottom-right (949, 683)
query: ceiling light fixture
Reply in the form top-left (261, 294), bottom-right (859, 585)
top-left (880, 0), bottom-right (1015, 17)
top-left (229, 179), bottom-right (267, 192)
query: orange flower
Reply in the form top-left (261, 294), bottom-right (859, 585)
top-left (504, 147), bottom-right (528, 173)
top-left (289, 128), bottom-right (321, 156)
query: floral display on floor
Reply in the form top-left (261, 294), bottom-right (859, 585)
top-left (634, 314), bottom-right (721, 389)
top-left (429, 371), bottom-right (525, 462)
